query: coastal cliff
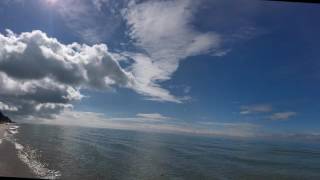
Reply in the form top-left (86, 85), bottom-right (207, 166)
top-left (0, 111), bottom-right (12, 123)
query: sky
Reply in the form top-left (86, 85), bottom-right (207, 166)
top-left (0, 0), bottom-right (319, 138)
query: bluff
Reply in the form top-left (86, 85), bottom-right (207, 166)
top-left (0, 111), bottom-right (12, 123)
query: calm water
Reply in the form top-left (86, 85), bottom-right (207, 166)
top-left (13, 123), bottom-right (320, 180)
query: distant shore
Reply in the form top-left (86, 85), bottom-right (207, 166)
top-left (0, 124), bottom-right (36, 178)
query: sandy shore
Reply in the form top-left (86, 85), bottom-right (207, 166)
top-left (0, 124), bottom-right (7, 141)
top-left (0, 123), bottom-right (36, 178)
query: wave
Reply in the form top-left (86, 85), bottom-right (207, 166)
top-left (9, 125), bottom-right (19, 130)
top-left (5, 124), bottom-right (61, 179)
top-left (8, 129), bottom-right (18, 134)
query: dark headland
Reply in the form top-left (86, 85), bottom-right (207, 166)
top-left (0, 111), bottom-right (13, 123)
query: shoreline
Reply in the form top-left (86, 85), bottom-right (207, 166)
top-left (0, 123), bottom-right (36, 178)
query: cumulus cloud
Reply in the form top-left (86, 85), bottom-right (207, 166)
top-left (0, 101), bottom-right (18, 112)
top-left (0, 29), bottom-right (138, 117)
top-left (0, 29), bottom-right (133, 86)
top-left (269, 112), bottom-right (297, 121)
top-left (240, 104), bottom-right (273, 115)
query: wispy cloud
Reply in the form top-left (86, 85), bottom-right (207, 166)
top-left (240, 104), bottom-right (273, 115)
top-left (240, 104), bottom-right (297, 121)
top-left (136, 113), bottom-right (171, 121)
top-left (122, 0), bottom-right (223, 102)
top-left (51, 0), bottom-right (125, 43)
top-left (269, 112), bottom-right (297, 121)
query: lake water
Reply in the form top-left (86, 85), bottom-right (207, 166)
top-left (10, 123), bottom-right (320, 179)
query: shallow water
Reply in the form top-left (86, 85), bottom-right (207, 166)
top-left (12, 123), bottom-right (320, 180)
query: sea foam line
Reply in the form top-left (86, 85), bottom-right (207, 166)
top-left (16, 143), bottom-right (61, 179)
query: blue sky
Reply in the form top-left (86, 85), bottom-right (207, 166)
top-left (0, 0), bottom-right (319, 137)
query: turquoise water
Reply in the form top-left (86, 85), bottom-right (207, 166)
top-left (13, 124), bottom-right (320, 180)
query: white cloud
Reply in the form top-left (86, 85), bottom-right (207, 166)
top-left (120, 53), bottom-right (184, 103)
top-left (240, 104), bottom-right (273, 115)
top-left (0, 29), bottom-right (133, 87)
top-left (122, 0), bottom-right (224, 102)
top-left (124, 0), bottom-right (221, 59)
top-left (0, 29), bottom-right (134, 117)
top-left (0, 101), bottom-right (18, 112)
top-left (136, 113), bottom-right (171, 121)
top-left (269, 112), bottom-right (297, 121)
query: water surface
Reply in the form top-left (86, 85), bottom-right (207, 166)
top-left (14, 124), bottom-right (320, 180)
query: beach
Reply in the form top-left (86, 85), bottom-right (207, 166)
top-left (0, 124), bottom-right (35, 178)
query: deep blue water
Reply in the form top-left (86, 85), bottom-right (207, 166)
top-left (14, 123), bottom-right (320, 180)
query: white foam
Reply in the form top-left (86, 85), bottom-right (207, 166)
top-left (9, 129), bottom-right (18, 134)
top-left (16, 145), bottom-right (61, 179)
top-left (15, 142), bottom-right (24, 150)
top-left (9, 125), bottom-right (20, 130)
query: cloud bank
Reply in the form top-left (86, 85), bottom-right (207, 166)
top-left (28, 110), bottom-right (259, 137)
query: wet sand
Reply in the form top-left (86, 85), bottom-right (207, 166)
top-left (0, 124), bottom-right (36, 178)
top-left (0, 124), bottom-right (6, 139)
